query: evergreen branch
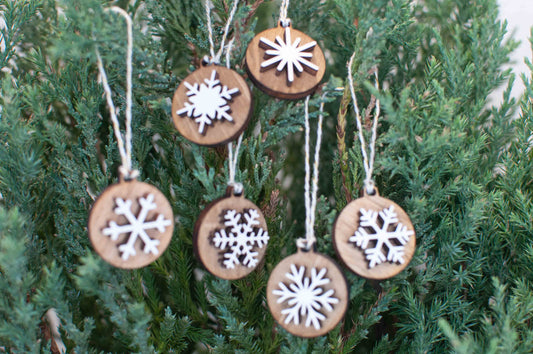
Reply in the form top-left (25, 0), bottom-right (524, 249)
top-left (336, 84), bottom-right (353, 204)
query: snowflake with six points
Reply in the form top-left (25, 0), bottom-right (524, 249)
top-left (212, 209), bottom-right (269, 269)
top-left (102, 194), bottom-right (172, 261)
top-left (259, 27), bottom-right (319, 83)
top-left (272, 264), bottom-right (339, 330)
top-left (176, 70), bottom-right (239, 134)
top-left (350, 205), bottom-right (414, 268)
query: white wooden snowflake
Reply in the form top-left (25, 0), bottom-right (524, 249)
top-left (212, 209), bottom-right (269, 269)
top-left (273, 265), bottom-right (339, 330)
top-left (350, 206), bottom-right (414, 268)
top-left (102, 194), bottom-right (172, 261)
top-left (176, 70), bottom-right (239, 134)
top-left (260, 27), bottom-right (319, 83)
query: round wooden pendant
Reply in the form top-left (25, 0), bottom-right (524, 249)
top-left (88, 180), bottom-right (174, 269)
top-left (332, 189), bottom-right (416, 279)
top-left (245, 24), bottom-right (326, 99)
top-left (172, 64), bottom-right (252, 146)
top-left (194, 188), bottom-right (269, 280)
top-left (267, 250), bottom-right (348, 337)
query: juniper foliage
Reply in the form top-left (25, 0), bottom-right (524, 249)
top-left (0, 0), bottom-right (532, 352)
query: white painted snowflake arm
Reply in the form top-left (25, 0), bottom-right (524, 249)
top-left (219, 85), bottom-right (239, 101)
top-left (281, 303), bottom-right (302, 326)
top-left (305, 308), bottom-right (326, 330)
top-left (206, 70), bottom-right (220, 87)
top-left (385, 244), bottom-right (405, 264)
top-left (194, 116), bottom-right (212, 134)
top-left (244, 209), bottom-right (261, 226)
top-left (259, 37), bottom-right (281, 52)
top-left (224, 209), bottom-right (240, 228)
top-left (261, 54), bottom-right (284, 69)
top-left (359, 208), bottom-right (380, 230)
top-left (213, 229), bottom-right (231, 250)
top-left (138, 194), bottom-right (157, 219)
top-left (297, 41), bottom-right (318, 53)
top-left (349, 230), bottom-right (367, 248)
top-left (317, 288), bottom-right (339, 312)
top-left (310, 267), bottom-right (330, 287)
top-left (223, 249), bottom-right (240, 269)
top-left (118, 228), bottom-right (160, 260)
top-left (113, 197), bottom-right (133, 216)
top-left (383, 224), bottom-right (413, 264)
top-left (365, 246), bottom-right (387, 268)
top-left (286, 264), bottom-right (305, 289)
top-left (140, 214), bottom-right (172, 233)
top-left (213, 104), bottom-right (233, 122)
top-left (379, 206), bottom-right (399, 230)
top-left (140, 235), bottom-right (160, 255)
top-left (273, 282), bottom-right (293, 303)
top-left (253, 228), bottom-right (269, 248)
top-left (177, 102), bottom-right (195, 117)
top-left (241, 250), bottom-right (259, 268)
top-left (118, 241), bottom-right (137, 260)
top-left (184, 81), bottom-right (199, 97)
top-left (177, 83), bottom-right (200, 117)
top-left (102, 220), bottom-right (132, 241)
top-left (393, 223), bottom-right (414, 244)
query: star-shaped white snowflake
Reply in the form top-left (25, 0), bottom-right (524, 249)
top-left (212, 209), bottom-right (269, 269)
top-left (177, 70), bottom-right (239, 134)
top-left (259, 27), bottom-right (319, 83)
top-left (102, 194), bottom-right (172, 261)
top-left (273, 264), bottom-right (339, 330)
top-left (350, 206), bottom-right (414, 268)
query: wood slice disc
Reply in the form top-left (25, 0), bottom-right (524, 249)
top-left (194, 189), bottom-right (269, 280)
top-left (267, 250), bottom-right (348, 337)
top-left (245, 25), bottom-right (326, 99)
top-left (172, 65), bottom-right (252, 146)
top-left (88, 180), bottom-right (174, 269)
top-left (332, 190), bottom-right (416, 279)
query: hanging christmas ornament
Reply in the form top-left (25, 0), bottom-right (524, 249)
top-left (194, 185), bottom-right (269, 280)
top-left (172, 64), bottom-right (252, 146)
top-left (267, 249), bottom-right (348, 337)
top-left (172, 0), bottom-right (252, 146)
top-left (333, 188), bottom-right (415, 279)
top-left (88, 7), bottom-right (174, 269)
top-left (332, 53), bottom-right (415, 279)
top-left (187, 1), bottom-right (269, 279)
top-left (267, 96), bottom-right (348, 337)
top-left (245, 0), bottom-right (325, 99)
top-left (89, 180), bottom-right (174, 269)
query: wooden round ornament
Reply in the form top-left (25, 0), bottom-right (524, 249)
top-left (88, 179), bottom-right (174, 269)
top-left (194, 187), bottom-right (269, 280)
top-left (267, 249), bottom-right (348, 337)
top-left (172, 64), bottom-right (252, 146)
top-left (332, 188), bottom-right (416, 279)
top-left (245, 24), bottom-right (326, 99)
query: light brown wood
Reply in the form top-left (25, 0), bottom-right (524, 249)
top-left (332, 190), bottom-right (416, 279)
top-left (266, 250), bottom-right (348, 338)
top-left (245, 25), bottom-right (326, 99)
top-left (194, 189), bottom-right (268, 280)
top-left (172, 65), bottom-right (252, 146)
top-left (88, 180), bottom-right (174, 269)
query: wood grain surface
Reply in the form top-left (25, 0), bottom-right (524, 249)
top-left (332, 192), bottom-right (416, 279)
top-left (88, 180), bottom-right (174, 269)
top-left (245, 25), bottom-right (325, 99)
top-left (172, 65), bottom-right (252, 146)
top-left (267, 250), bottom-right (348, 337)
